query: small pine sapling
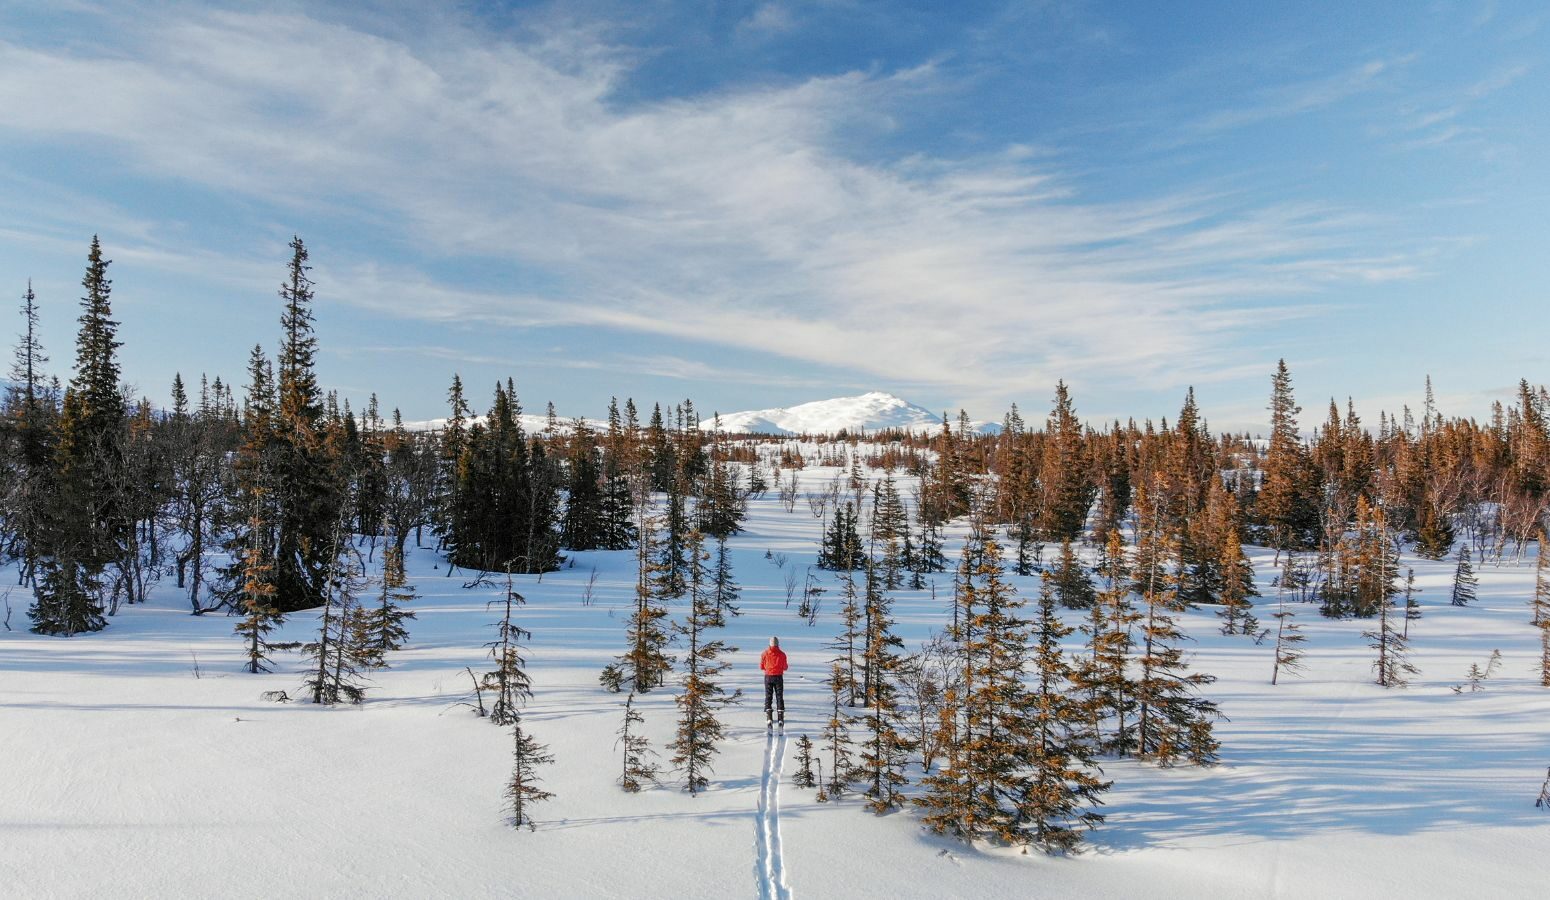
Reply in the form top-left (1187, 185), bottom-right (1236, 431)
top-left (484, 568), bottom-right (533, 726)
top-left (1402, 568), bottom-right (1422, 639)
top-left (616, 692), bottom-right (660, 792)
top-left (362, 543), bottom-right (416, 660)
top-left (1364, 582), bottom-right (1417, 688)
top-left (506, 718), bottom-right (555, 831)
top-left (1450, 545), bottom-right (1478, 607)
top-left (793, 734), bottom-right (817, 789)
top-left (1457, 649), bottom-right (1503, 693)
top-left (1270, 589), bottom-right (1307, 686)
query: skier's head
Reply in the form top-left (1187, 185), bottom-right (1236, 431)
top-left (770, 636), bottom-right (780, 648)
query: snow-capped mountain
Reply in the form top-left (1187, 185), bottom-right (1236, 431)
top-left (402, 392), bottom-right (997, 437)
top-left (703, 391), bottom-right (997, 436)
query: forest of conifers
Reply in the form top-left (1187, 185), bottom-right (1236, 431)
top-left (6, 236), bottom-right (1549, 639)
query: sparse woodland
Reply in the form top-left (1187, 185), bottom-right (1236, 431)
top-left (6, 237), bottom-right (1550, 851)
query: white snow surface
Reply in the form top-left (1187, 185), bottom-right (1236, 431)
top-left (2, 456), bottom-right (1547, 899)
top-left (705, 391), bottom-right (997, 436)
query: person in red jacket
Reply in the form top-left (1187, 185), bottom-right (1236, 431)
top-left (760, 636), bottom-right (788, 725)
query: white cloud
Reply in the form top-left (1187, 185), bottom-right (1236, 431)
top-left (0, 7), bottom-right (1422, 408)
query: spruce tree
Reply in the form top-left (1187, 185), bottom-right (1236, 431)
top-left (1449, 545), bottom-right (1478, 607)
top-left (1133, 493), bottom-right (1220, 765)
top-left (1402, 568), bottom-right (1422, 638)
top-left (1413, 500), bottom-right (1455, 560)
top-left (1365, 580), bottom-right (1417, 688)
top-left (233, 508), bottom-right (281, 674)
top-left (820, 662), bottom-right (858, 799)
top-left (1038, 382), bottom-right (1095, 541)
top-left (1073, 530), bottom-right (1138, 754)
top-left (506, 717), bottom-right (555, 830)
top-left (302, 529), bottom-right (370, 705)
top-left (613, 511), bottom-right (673, 693)
top-left (1533, 531), bottom-right (1550, 628)
top-left (1258, 360), bottom-right (1317, 552)
top-left (919, 537), bottom-right (1042, 843)
top-left (793, 734), bottom-right (818, 788)
top-left (1021, 573), bottom-right (1109, 853)
top-left (871, 471), bottom-right (908, 589)
top-left (829, 571), bottom-right (863, 706)
top-left (1051, 539), bottom-right (1096, 609)
top-left (33, 237), bottom-right (126, 634)
top-left (29, 552), bottom-right (103, 637)
top-left (616, 692), bottom-right (660, 792)
top-left (818, 502), bottom-right (865, 571)
top-left (485, 568), bottom-right (533, 726)
top-left (856, 564), bottom-right (915, 813)
top-left (668, 530), bottom-right (739, 794)
top-left (1538, 609), bottom-right (1550, 689)
top-left (6, 279), bottom-right (53, 585)
top-left (560, 423), bottom-right (605, 550)
top-left (271, 237), bottom-right (340, 612)
top-left (1270, 562), bottom-right (1307, 685)
top-left (709, 536), bottom-right (740, 626)
top-left (1216, 526), bottom-right (1259, 636)
top-left (361, 543), bottom-right (416, 658)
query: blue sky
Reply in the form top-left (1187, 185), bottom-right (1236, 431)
top-left (0, 0), bottom-right (1544, 432)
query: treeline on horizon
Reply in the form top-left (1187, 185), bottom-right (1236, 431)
top-left (8, 235), bottom-right (1550, 849)
top-left (4, 235), bottom-right (1549, 638)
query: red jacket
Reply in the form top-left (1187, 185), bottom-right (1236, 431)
top-left (760, 646), bottom-right (788, 676)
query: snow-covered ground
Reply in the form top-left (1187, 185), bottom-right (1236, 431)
top-left (3, 461), bottom-right (1547, 899)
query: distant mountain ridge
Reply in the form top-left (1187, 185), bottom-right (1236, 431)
top-left (403, 392), bottom-right (997, 436)
top-left (703, 391), bottom-right (998, 436)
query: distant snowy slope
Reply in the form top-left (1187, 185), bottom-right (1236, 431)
top-left (704, 391), bottom-right (997, 436)
top-left (400, 391), bottom-right (997, 437)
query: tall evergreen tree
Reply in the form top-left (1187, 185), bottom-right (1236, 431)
top-left (610, 510), bottom-right (674, 693)
top-left (271, 237), bottom-right (340, 613)
top-left (1133, 489), bottom-right (1220, 765)
top-left (856, 564), bottom-right (915, 813)
top-left (1038, 382), bottom-right (1095, 541)
top-left (668, 530), bottom-right (739, 794)
top-left (1258, 360), bottom-right (1317, 552)
top-left (1073, 529), bottom-right (1138, 755)
top-left (32, 237), bottom-right (126, 634)
top-left (820, 661), bottom-right (858, 800)
top-left (919, 538), bottom-right (1043, 842)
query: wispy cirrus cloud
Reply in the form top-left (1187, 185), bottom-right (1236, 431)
top-left (0, 5), bottom-right (1432, 412)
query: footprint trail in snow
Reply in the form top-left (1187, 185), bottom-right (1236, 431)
top-left (755, 729), bottom-right (791, 900)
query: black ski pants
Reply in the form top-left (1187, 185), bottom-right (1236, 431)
top-left (764, 674), bottom-right (785, 719)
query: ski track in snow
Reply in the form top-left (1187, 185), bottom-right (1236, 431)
top-left (755, 728), bottom-right (791, 900)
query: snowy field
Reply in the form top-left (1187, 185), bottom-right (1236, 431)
top-left (3, 460), bottom-right (1548, 899)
